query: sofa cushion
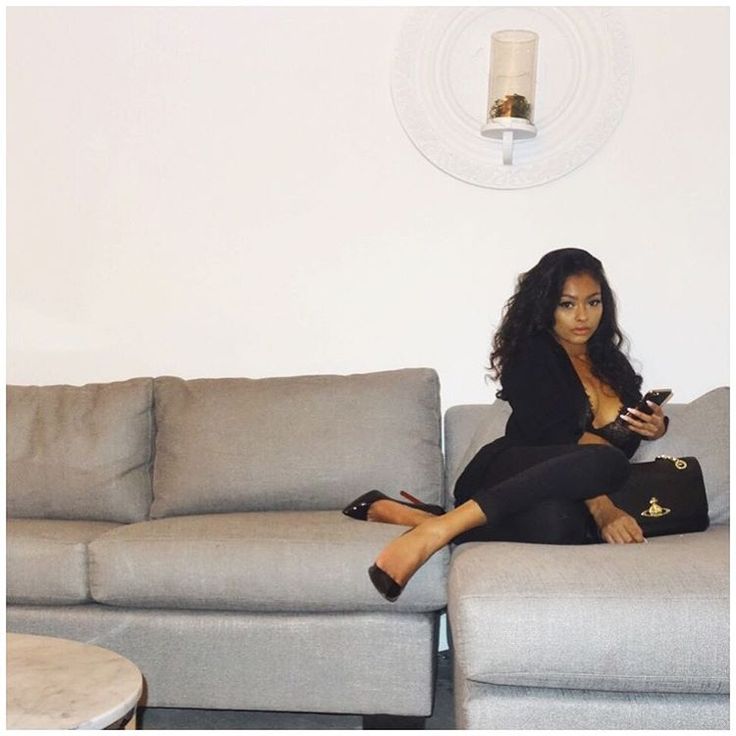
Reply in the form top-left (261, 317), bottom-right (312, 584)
top-left (89, 512), bottom-right (449, 613)
top-left (150, 369), bottom-right (443, 518)
top-left (7, 378), bottom-right (154, 523)
top-left (445, 387), bottom-right (729, 523)
top-left (448, 525), bottom-right (729, 695)
top-left (7, 519), bottom-right (122, 604)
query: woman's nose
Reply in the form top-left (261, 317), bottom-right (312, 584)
top-left (575, 306), bottom-right (587, 322)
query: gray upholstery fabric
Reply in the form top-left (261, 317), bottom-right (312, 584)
top-left (453, 673), bottom-right (729, 730)
top-left (7, 378), bottom-right (154, 522)
top-left (151, 369), bottom-right (443, 518)
top-left (89, 512), bottom-right (449, 613)
top-left (632, 387), bottom-right (730, 523)
top-left (7, 519), bottom-right (121, 604)
top-left (448, 525), bottom-right (729, 694)
top-left (7, 605), bottom-right (438, 715)
top-left (444, 387), bottom-right (730, 522)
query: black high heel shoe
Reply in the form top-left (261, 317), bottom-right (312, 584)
top-left (368, 564), bottom-right (404, 603)
top-left (342, 489), bottom-right (445, 521)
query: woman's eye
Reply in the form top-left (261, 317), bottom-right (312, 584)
top-left (589, 299), bottom-right (601, 307)
top-left (559, 301), bottom-right (574, 309)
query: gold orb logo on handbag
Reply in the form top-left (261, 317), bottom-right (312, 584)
top-left (641, 497), bottom-right (671, 518)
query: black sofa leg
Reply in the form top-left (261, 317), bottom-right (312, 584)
top-left (362, 715), bottom-right (426, 729)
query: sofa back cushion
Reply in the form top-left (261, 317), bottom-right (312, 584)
top-left (150, 369), bottom-right (443, 518)
top-left (7, 378), bottom-right (154, 523)
top-left (444, 402), bottom-right (511, 497)
top-left (444, 386), bottom-right (729, 524)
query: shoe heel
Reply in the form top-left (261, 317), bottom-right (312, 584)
top-left (400, 490), bottom-right (446, 517)
top-left (399, 490), bottom-right (423, 505)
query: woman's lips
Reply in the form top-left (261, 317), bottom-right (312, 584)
top-left (572, 327), bottom-right (590, 334)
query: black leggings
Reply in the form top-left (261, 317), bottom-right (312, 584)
top-left (452, 443), bottom-right (631, 545)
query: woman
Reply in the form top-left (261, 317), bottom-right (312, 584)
top-left (343, 248), bottom-right (669, 602)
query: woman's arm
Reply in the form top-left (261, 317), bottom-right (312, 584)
top-left (578, 432), bottom-right (645, 544)
top-left (584, 495), bottom-right (645, 543)
top-left (503, 336), bottom-right (583, 445)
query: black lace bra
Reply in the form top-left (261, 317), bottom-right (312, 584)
top-left (583, 400), bottom-right (641, 458)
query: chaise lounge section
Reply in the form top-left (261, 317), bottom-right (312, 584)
top-left (445, 387), bottom-right (730, 730)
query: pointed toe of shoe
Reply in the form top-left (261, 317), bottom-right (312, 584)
top-left (368, 564), bottom-right (403, 603)
top-left (342, 490), bottom-right (387, 520)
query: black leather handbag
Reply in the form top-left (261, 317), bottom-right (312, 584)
top-left (608, 456), bottom-right (710, 538)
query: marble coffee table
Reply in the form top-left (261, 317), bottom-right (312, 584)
top-left (6, 633), bottom-right (143, 729)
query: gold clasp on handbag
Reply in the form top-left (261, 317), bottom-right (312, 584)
top-left (641, 497), bottom-right (671, 518)
top-left (656, 455), bottom-right (688, 470)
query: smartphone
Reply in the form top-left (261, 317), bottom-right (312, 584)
top-left (629, 389), bottom-right (673, 416)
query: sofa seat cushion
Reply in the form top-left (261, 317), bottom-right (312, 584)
top-left (7, 519), bottom-right (122, 604)
top-left (89, 512), bottom-right (449, 613)
top-left (448, 525), bottom-right (729, 695)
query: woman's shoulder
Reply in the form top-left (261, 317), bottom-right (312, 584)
top-left (503, 332), bottom-right (566, 389)
top-left (516, 331), bottom-right (561, 361)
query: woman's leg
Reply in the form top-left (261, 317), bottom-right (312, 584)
top-left (453, 498), bottom-right (598, 545)
top-left (372, 444), bottom-right (628, 592)
top-left (372, 500), bottom-right (488, 590)
top-left (367, 443), bottom-right (590, 529)
top-left (467, 444), bottom-right (630, 525)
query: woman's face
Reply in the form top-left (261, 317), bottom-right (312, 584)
top-left (552, 272), bottom-right (603, 350)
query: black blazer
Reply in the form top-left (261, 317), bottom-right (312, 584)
top-left (501, 332), bottom-right (643, 458)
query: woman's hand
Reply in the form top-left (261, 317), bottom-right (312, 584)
top-left (620, 401), bottom-right (667, 440)
top-left (585, 495), bottom-right (645, 544)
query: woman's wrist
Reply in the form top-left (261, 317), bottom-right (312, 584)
top-left (642, 415), bottom-right (669, 441)
top-left (585, 495), bottom-right (616, 527)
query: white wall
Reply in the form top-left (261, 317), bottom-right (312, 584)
top-left (7, 6), bottom-right (730, 408)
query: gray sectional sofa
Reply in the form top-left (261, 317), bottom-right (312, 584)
top-left (7, 370), bottom-right (448, 727)
top-left (6, 371), bottom-right (729, 730)
top-left (445, 387), bottom-right (730, 730)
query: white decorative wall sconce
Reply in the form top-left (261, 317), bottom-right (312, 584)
top-left (391, 8), bottom-right (632, 189)
top-left (481, 30), bottom-right (539, 166)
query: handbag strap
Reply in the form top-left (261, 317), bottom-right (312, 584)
top-left (656, 454), bottom-right (688, 470)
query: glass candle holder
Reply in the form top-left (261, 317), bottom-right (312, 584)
top-left (486, 30), bottom-right (539, 125)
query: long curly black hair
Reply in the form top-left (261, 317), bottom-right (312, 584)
top-left (490, 248), bottom-right (642, 403)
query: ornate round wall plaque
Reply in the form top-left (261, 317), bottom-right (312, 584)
top-left (391, 7), bottom-right (632, 189)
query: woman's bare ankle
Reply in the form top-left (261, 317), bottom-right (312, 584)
top-left (415, 515), bottom-right (454, 550)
